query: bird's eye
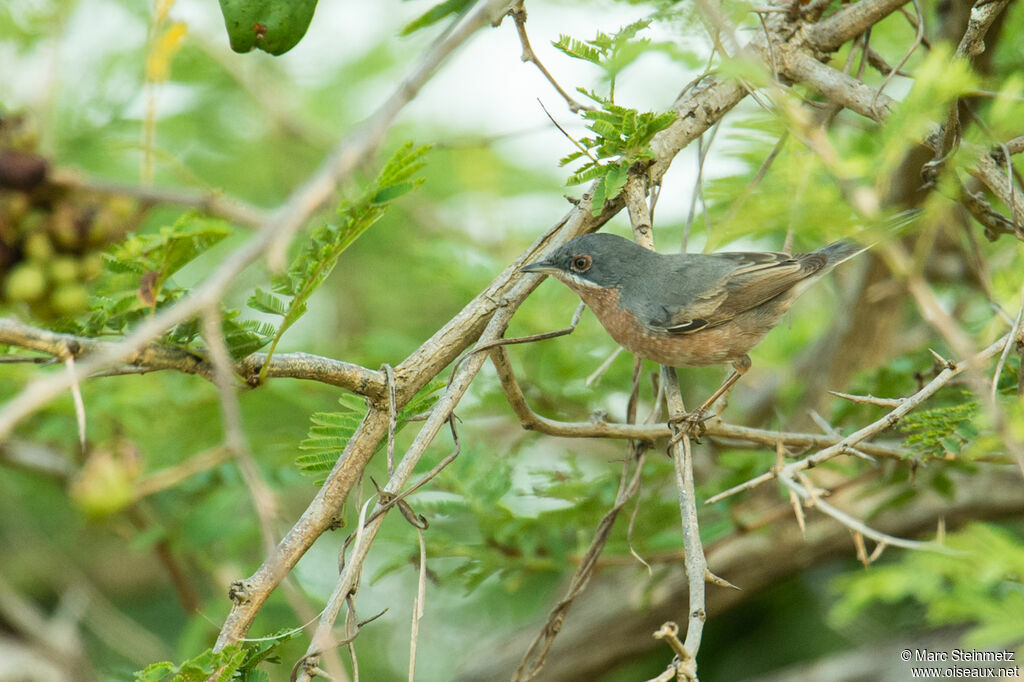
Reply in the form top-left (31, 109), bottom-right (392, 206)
top-left (570, 254), bottom-right (592, 272)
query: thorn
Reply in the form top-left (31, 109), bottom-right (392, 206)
top-left (705, 569), bottom-right (741, 590)
top-left (928, 348), bottom-right (956, 370)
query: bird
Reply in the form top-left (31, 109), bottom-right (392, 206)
top-left (519, 232), bottom-right (864, 432)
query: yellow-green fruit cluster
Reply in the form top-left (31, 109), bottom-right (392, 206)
top-left (1, 138), bottom-right (145, 321)
top-left (1, 191), bottom-right (137, 319)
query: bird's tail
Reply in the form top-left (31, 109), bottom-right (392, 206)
top-left (817, 240), bottom-right (868, 267)
top-left (817, 208), bottom-right (923, 266)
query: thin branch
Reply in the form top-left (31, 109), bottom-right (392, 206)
top-left (683, 121), bottom-right (721, 252)
top-left (662, 368), bottom-right (711, 671)
top-left (625, 170), bottom-right (710, 673)
top-left (991, 290), bottom-right (1024, 404)
top-left (828, 390), bottom-right (905, 408)
top-left (778, 474), bottom-right (949, 551)
top-left (870, 0), bottom-right (923, 115)
top-left (48, 169), bottom-right (267, 229)
top-left (133, 445), bottom-right (232, 498)
top-left (489, 346), bottom-right (909, 459)
top-left (200, 308), bottom-right (279, 556)
top-left (408, 528), bottom-right (427, 682)
top-left (512, 449), bottom-right (646, 681)
top-left (509, 2), bottom-right (589, 113)
top-left (708, 333), bottom-right (1012, 504)
top-left (0, 318), bottom-right (387, 398)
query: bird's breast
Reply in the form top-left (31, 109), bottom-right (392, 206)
top-left (572, 284), bottom-right (773, 368)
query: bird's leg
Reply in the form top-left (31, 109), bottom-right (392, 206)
top-left (669, 356), bottom-right (750, 443)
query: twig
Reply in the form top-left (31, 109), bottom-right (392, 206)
top-left (778, 474), bottom-right (950, 551)
top-left (511, 448), bottom-right (646, 681)
top-left (48, 169), bottom-right (267, 229)
top-left (870, 0), bottom-right (924, 116)
top-left (200, 308), bottom-right (279, 556)
top-left (408, 528), bottom-right (427, 682)
top-left (828, 390), bottom-right (905, 408)
top-left (509, 2), bottom-right (589, 113)
top-left (991, 289), bottom-right (1024, 404)
top-left (683, 120), bottom-right (721, 252)
top-left (584, 346), bottom-right (624, 386)
top-left (489, 346), bottom-right (909, 459)
top-left (65, 357), bottom-right (86, 455)
top-left (718, 132), bottom-right (788, 230)
top-left (537, 99), bottom-right (598, 164)
top-left (708, 333), bottom-right (1012, 504)
top-left (289, 607), bottom-right (388, 682)
top-left (133, 445), bottom-right (232, 498)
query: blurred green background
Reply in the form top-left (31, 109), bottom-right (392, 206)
top-left (2, 1), bottom-right (1023, 680)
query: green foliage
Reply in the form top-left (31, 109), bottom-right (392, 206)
top-left (560, 90), bottom-right (676, 216)
top-left (831, 524), bottom-right (1024, 653)
top-left (374, 452), bottom-right (568, 591)
top-left (296, 378), bottom-right (445, 480)
top-left (900, 399), bottom-right (980, 460)
top-left (217, 0), bottom-right (319, 56)
top-left (400, 0), bottom-right (474, 36)
top-left (102, 214), bottom-right (230, 310)
top-left (136, 632), bottom-right (293, 681)
top-left (703, 113), bottom-right (864, 248)
top-left (553, 19), bottom-right (692, 86)
top-left (82, 214), bottom-right (275, 360)
top-left (250, 142), bottom-right (429, 379)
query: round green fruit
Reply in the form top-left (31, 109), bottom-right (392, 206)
top-left (4, 262), bottom-right (48, 301)
top-left (218, 0), bottom-right (318, 56)
top-left (51, 283), bottom-right (89, 314)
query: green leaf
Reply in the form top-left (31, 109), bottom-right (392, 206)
top-left (602, 162), bottom-right (628, 203)
top-left (296, 379), bottom-right (445, 478)
top-left (247, 288), bottom-right (288, 317)
top-left (256, 142), bottom-right (430, 381)
top-left (552, 35), bottom-right (604, 64)
top-left (401, 0), bottom-right (474, 36)
top-left (372, 180), bottom-right (415, 204)
top-left (590, 174), bottom-right (608, 217)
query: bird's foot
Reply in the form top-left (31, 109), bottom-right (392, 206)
top-left (667, 409), bottom-right (712, 446)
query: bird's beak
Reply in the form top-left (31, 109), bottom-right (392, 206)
top-left (519, 259), bottom-right (559, 275)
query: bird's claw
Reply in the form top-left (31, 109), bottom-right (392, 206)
top-left (667, 410), bottom-right (711, 446)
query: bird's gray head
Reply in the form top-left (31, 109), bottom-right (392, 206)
top-left (519, 233), bottom-right (648, 291)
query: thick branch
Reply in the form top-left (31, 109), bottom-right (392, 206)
top-left (806, 0), bottom-right (912, 53)
top-left (776, 47), bottom-right (1024, 239)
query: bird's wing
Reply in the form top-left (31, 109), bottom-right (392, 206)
top-left (649, 251), bottom-right (828, 334)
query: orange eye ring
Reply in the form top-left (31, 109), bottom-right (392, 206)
top-left (570, 254), bottom-right (592, 272)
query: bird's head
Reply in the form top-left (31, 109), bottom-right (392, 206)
top-left (519, 233), bottom-right (644, 292)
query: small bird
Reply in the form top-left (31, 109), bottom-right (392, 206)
top-left (520, 232), bottom-right (863, 425)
